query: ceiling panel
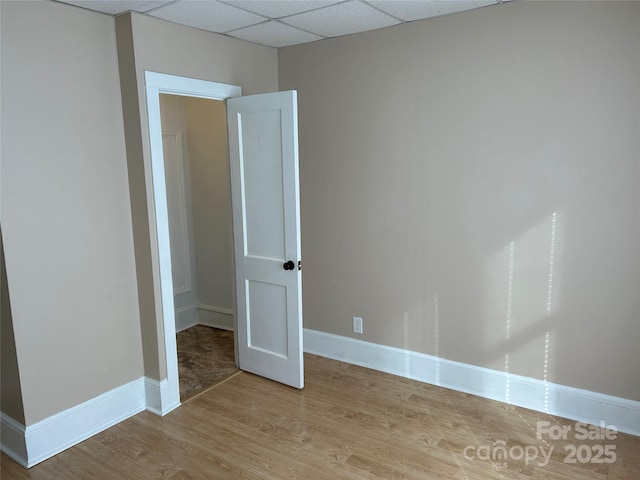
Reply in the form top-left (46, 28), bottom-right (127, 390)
top-left (57, 0), bottom-right (172, 15)
top-left (149, 0), bottom-right (265, 33)
top-left (224, 0), bottom-right (343, 19)
top-left (227, 20), bottom-right (324, 48)
top-left (282, 0), bottom-right (400, 38)
top-left (54, 0), bottom-right (506, 47)
top-left (368, 0), bottom-right (497, 21)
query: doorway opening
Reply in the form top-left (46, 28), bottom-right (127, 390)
top-left (145, 72), bottom-right (304, 414)
top-left (145, 71), bottom-right (242, 411)
top-left (158, 93), bottom-right (237, 401)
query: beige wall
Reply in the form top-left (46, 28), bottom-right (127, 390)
top-left (0, 1), bottom-right (275, 426)
top-left (184, 98), bottom-right (233, 311)
top-left (1, 234), bottom-right (25, 424)
top-left (2, 0), bottom-right (635, 434)
top-left (158, 94), bottom-right (233, 315)
top-left (158, 93), bottom-right (199, 317)
top-left (1, 1), bottom-right (143, 424)
top-left (116, 12), bottom-right (277, 380)
top-left (279, 1), bottom-right (640, 401)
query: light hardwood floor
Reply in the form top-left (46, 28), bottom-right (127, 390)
top-left (2, 354), bottom-right (638, 479)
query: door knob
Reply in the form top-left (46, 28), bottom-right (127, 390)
top-left (283, 260), bottom-right (295, 270)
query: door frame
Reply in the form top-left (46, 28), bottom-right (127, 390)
top-left (145, 71), bottom-right (241, 411)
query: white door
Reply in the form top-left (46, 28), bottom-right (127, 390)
top-left (227, 91), bottom-right (304, 389)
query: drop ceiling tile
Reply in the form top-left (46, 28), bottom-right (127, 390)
top-left (368, 0), bottom-right (497, 22)
top-left (223, 0), bottom-right (343, 19)
top-left (57, 0), bottom-right (172, 15)
top-left (228, 20), bottom-right (323, 48)
top-left (282, 0), bottom-right (400, 38)
top-left (149, 0), bottom-right (266, 33)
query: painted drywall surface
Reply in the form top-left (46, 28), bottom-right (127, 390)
top-left (1, 234), bottom-right (25, 424)
top-left (159, 94), bottom-right (199, 318)
top-left (158, 95), bottom-right (233, 317)
top-left (130, 13), bottom-right (278, 98)
top-left (279, 1), bottom-right (640, 401)
top-left (115, 14), bottom-right (163, 381)
top-left (1, 1), bottom-right (143, 424)
top-left (184, 98), bottom-right (233, 311)
top-left (117, 12), bottom-right (277, 381)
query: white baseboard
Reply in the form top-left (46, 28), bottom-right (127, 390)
top-left (197, 304), bottom-right (234, 331)
top-left (175, 304), bottom-right (198, 332)
top-left (0, 414), bottom-right (27, 467)
top-left (303, 329), bottom-right (640, 437)
top-left (1, 378), bottom-right (147, 468)
top-left (144, 377), bottom-right (180, 416)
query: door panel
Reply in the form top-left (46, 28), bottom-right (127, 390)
top-left (247, 280), bottom-right (288, 356)
top-left (241, 110), bottom-right (285, 260)
top-left (228, 91), bottom-right (303, 389)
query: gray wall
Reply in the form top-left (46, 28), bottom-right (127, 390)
top-left (279, 1), bottom-right (640, 401)
top-left (1, 0), bottom-right (143, 424)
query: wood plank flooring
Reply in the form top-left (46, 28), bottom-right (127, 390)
top-left (2, 354), bottom-right (638, 479)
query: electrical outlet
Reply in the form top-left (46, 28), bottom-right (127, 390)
top-left (352, 316), bottom-right (363, 334)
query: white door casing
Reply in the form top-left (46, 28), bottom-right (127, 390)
top-left (144, 72), bottom-right (303, 414)
top-left (227, 91), bottom-right (304, 389)
top-left (146, 72), bottom-right (240, 414)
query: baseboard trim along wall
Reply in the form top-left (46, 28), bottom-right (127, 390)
top-left (175, 304), bottom-right (234, 332)
top-left (175, 304), bottom-right (198, 332)
top-left (0, 378), bottom-right (146, 468)
top-left (303, 329), bottom-right (640, 437)
top-left (0, 414), bottom-right (27, 467)
top-left (144, 377), bottom-right (180, 417)
top-left (0, 375), bottom-right (183, 468)
top-left (4, 329), bottom-right (636, 469)
top-left (197, 304), bottom-right (234, 331)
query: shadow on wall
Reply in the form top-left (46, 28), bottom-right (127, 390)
top-left (1, 226), bottom-right (26, 424)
